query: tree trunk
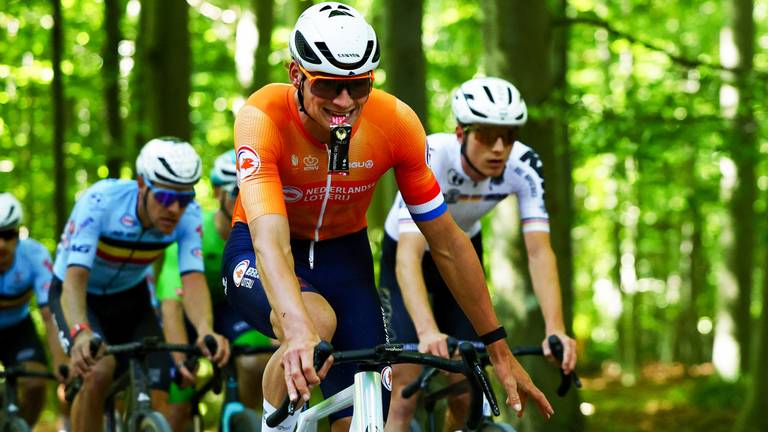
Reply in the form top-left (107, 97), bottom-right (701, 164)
top-left (733, 228), bottom-right (768, 432)
top-left (383, 0), bottom-right (427, 125)
top-left (103, 0), bottom-right (124, 177)
top-left (140, 0), bottom-right (191, 140)
top-left (489, 0), bottom-right (582, 430)
top-left (728, 0), bottom-right (757, 374)
top-left (51, 0), bottom-right (66, 235)
top-left (251, 0), bottom-right (274, 92)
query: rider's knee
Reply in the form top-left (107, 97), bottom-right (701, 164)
top-left (303, 294), bottom-right (337, 341)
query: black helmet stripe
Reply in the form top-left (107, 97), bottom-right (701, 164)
top-left (507, 87), bottom-right (513, 104)
top-left (483, 86), bottom-right (495, 103)
top-left (314, 40), bottom-right (375, 71)
top-left (157, 157), bottom-right (201, 183)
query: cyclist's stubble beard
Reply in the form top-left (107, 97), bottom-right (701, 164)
top-left (138, 187), bottom-right (182, 235)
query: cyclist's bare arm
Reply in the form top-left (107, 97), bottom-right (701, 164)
top-left (41, 305), bottom-right (69, 379)
top-left (160, 298), bottom-right (196, 382)
top-left (523, 231), bottom-right (577, 374)
top-left (416, 212), bottom-right (553, 418)
top-left (180, 272), bottom-right (230, 366)
top-left (396, 231), bottom-right (449, 358)
top-left (247, 213), bottom-right (327, 403)
top-left (61, 265), bottom-right (99, 375)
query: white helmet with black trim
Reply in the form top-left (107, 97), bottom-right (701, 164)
top-left (136, 137), bottom-right (202, 186)
top-left (210, 150), bottom-right (237, 188)
top-left (452, 77), bottom-right (527, 126)
top-left (289, 2), bottom-right (380, 76)
top-left (0, 193), bottom-right (23, 230)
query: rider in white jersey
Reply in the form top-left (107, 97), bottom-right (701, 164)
top-left (380, 77), bottom-right (577, 431)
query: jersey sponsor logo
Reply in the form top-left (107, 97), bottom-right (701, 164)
top-left (222, 277), bottom-right (227, 295)
top-left (291, 154), bottom-right (299, 166)
top-left (245, 267), bottom-right (259, 279)
top-left (444, 188), bottom-right (461, 204)
top-left (77, 217), bottom-right (95, 234)
top-left (233, 259), bottom-right (249, 287)
top-left (447, 168), bottom-right (465, 186)
top-left (89, 192), bottom-right (104, 207)
top-left (283, 186), bottom-right (304, 203)
top-left (299, 181), bottom-right (376, 203)
top-left (381, 365), bottom-right (393, 391)
top-left (196, 224), bottom-right (203, 238)
top-left (349, 160), bottom-right (374, 169)
top-left (70, 244), bottom-right (92, 253)
top-left (191, 247), bottom-right (202, 258)
top-left (43, 259), bottom-right (53, 272)
top-left (121, 214), bottom-right (136, 227)
top-left (303, 155), bottom-right (320, 171)
top-left (237, 146), bottom-right (261, 181)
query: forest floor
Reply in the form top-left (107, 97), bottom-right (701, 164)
top-left (580, 361), bottom-right (740, 432)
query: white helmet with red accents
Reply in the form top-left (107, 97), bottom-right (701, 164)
top-left (289, 2), bottom-right (380, 76)
top-left (452, 77), bottom-right (528, 126)
top-left (136, 137), bottom-right (202, 186)
top-left (0, 193), bottom-right (23, 230)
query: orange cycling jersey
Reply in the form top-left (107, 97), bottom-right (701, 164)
top-left (232, 84), bottom-right (446, 241)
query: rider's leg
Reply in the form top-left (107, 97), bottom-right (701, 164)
top-left (164, 400), bottom-right (191, 432)
top-left (384, 363), bottom-right (422, 432)
top-left (151, 390), bottom-right (174, 426)
top-left (71, 355), bottom-right (116, 432)
top-left (16, 360), bottom-right (47, 426)
top-left (236, 352), bottom-right (268, 410)
top-left (443, 372), bottom-right (471, 432)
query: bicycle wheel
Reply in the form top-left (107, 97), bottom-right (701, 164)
top-left (478, 422), bottom-right (516, 432)
top-left (3, 417), bottom-right (31, 432)
top-left (136, 411), bottom-right (172, 432)
top-left (227, 408), bottom-right (262, 432)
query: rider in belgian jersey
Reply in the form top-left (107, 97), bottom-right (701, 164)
top-left (380, 77), bottom-right (577, 431)
top-left (223, 4), bottom-right (552, 431)
top-left (48, 138), bottom-right (230, 432)
top-left (0, 193), bottom-right (65, 427)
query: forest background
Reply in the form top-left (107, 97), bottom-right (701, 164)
top-left (0, 0), bottom-right (767, 431)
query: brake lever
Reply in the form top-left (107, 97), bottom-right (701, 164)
top-left (459, 342), bottom-right (499, 416)
top-left (547, 334), bottom-right (582, 396)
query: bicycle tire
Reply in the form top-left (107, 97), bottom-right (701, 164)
top-left (4, 417), bottom-right (31, 432)
top-left (478, 422), bottom-right (516, 432)
top-left (137, 411), bottom-right (172, 432)
top-left (227, 409), bottom-right (261, 432)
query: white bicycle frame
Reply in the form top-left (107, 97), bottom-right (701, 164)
top-left (295, 370), bottom-right (384, 432)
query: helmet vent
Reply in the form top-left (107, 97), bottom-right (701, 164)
top-left (337, 4), bottom-right (350, 10)
top-left (295, 31), bottom-right (322, 64)
top-left (320, 5), bottom-right (332, 11)
top-left (507, 87), bottom-right (513, 104)
top-left (329, 10), bottom-right (353, 17)
top-left (372, 42), bottom-right (380, 63)
top-left (468, 107), bottom-right (488, 118)
top-left (483, 86), bottom-right (495, 103)
top-left (314, 40), bottom-right (374, 71)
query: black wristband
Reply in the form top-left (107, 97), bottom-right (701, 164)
top-left (480, 326), bottom-right (507, 346)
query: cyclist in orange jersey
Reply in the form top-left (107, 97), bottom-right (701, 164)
top-left (222, 3), bottom-right (553, 431)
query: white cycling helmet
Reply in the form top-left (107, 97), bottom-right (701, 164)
top-left (452, 77), bottom-right (527, 126)
top-left (210, 150), bottom-right (237, 187)
top-left (289, 2), bottom-right (380, 76)
top-left (136, 137), bottom-right (202, 186)
top-left (0, 193), bottom-right (23, 230)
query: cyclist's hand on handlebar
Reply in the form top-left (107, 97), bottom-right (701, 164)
top-left (489, 345), bottom-right (553, 419)
top-left (417, 330), bottom-right (450, 358)
top-left (542, 332), bottom-right (577, 375)
top-left (197, 332), bottom-right (230, 367)
top-left (69, 331), bottom-right (102, 377)
top-left (172, 352), bottom-right (197, 387)
top-left (282, 332), bottom-right (332, 404)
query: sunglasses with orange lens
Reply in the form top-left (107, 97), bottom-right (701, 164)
top-left (463, 125), bottom-right (519, 146)
top-left (299, 65), bottom-right (374, 100)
